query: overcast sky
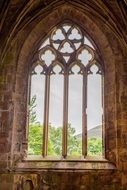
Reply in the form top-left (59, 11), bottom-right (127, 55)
top-left (30, 26), bottom-right (103, 134)
top-left (31, 65), bottom-right (102, 134)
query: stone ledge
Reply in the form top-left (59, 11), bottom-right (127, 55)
top-left (16, 158), bottom-right (116, 171)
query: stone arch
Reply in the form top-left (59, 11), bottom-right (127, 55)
top-left (12, 4), bottom-right (120, 165)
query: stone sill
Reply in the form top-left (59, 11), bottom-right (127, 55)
top-left (16, 156), bottom-right (116, 171)
top-left (25, 155), bottom-right (106, 161)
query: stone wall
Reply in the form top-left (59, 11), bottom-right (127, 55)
top-left (0, 171), bottom-right (123, 190)
top-left (0, 1), bottom-right (127, 190)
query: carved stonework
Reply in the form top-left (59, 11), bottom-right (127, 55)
top-left (0, 1), bottom-right (127, 190)
top-left (14, 175), bottom-right (38, 190)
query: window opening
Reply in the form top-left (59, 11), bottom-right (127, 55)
top-left (68, 65), bottom-right (82, 158)
top-left (87, 65), bottom-right (103, 157)
top-left (28, 65), bottom-right (45, 155)
top-left (48, 65), bottom-right (63, 157)
top-left (28, 23), bottom-right (104, 159)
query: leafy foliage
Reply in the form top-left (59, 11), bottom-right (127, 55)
top-left (88, 137), bottom-right (102, 156)
top-left (28, 95), bottom-right (102, 156)
top-left (29, 95), bottom-right (37, 124)
top-left (48, 124), bottom-right (62, 156)
top-left (28, 124), bottom-right (42, 155)
top-left (28, 124), bottom-right (81, 156)
top-left (68, 124), bottom-right (82, 156)
top-left (28, 124), bottom-right (102, 156)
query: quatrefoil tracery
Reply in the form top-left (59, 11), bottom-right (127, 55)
top-left (32, 23), bottom-right (101, 75)
top-left (50, 25), bottom-right (83, 55)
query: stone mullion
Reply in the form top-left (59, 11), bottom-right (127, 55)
top-left (62, 72), bottom-right (69, 158)
top-left (26, 74), bottom-right (32, 140)
top-left (101, 74), bottom-right (105, 158)
top-left (82, 73), bottom-right (87, 157)
top-left (42, 74), bottom-right (50, 157)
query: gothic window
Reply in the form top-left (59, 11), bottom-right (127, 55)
top-left (28, 23), bottom-right (104, 159)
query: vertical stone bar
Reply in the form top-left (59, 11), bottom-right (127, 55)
top-left (43, 74), bottom-right (50, 157)
top-left (101, 74), bottom-right (105, 158)
top-left (62, 72), bottom-right (69, 158)
top-left (26, 74), bottom-right (32, 140)
top-left (82, 73), bottom-right (87, 157)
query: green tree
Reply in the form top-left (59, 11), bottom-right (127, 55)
top-left (28, 124), bottom-right (102, 156)
top-left (28, 95), bottom-right (102, 156)
top-left (28, 123), bottom-right (82, 156)
top-left (88, 137), bottom-right (102, 156)
top-left (68, 124), bottom-right (82, 156)
top-left (28, 95), bottom-right (42, 155)
top-left (48, 124), bottom-right (62, 156)
top-left (29, 95), bottom-right (37, 124)
top-left (28, 124), bottom-right (42, 155)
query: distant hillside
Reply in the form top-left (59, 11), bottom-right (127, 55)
top-left (76, 125), bottom-right (102, 138)
top-left (88, 125), bottom-right (102, 138)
